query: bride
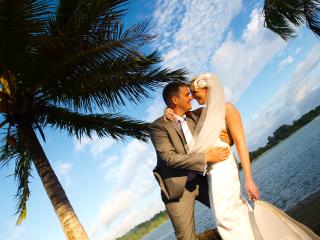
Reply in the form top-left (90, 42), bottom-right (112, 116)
top-left (164, 73), bottom-right (320, 240)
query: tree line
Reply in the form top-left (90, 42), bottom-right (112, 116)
top-left (249, 105), bottom-right (320, 160)
top-left (116, 210), bottom-right (169, 240)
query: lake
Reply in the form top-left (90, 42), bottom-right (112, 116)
top-left (143, 117), bottom-right (320, 240)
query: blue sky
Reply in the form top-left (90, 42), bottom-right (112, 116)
top-left (1, 0), bottom-right (320, 240)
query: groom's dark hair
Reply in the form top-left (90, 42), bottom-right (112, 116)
top-left (162, 81), bottom-right (188, 108)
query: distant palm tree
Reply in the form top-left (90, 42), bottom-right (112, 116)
top-left (263, 0), bottom-right (320, 40)
top-left (0, 0), bottom-right (186, 239)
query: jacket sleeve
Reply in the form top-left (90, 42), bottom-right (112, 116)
top-left (150, 122), bottom-right (206, 173)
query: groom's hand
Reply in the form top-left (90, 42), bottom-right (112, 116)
top-left (205, 147), bottom-right (230, 163)
top-left (219, 129), bottom-right (233, 146)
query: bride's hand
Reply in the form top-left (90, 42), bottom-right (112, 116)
top-left (219, 129), bottom-right (233, 145)
top-left (245, 179), bottom-right (260, 201)
top-left (163, 107), bottom-right (176, 122)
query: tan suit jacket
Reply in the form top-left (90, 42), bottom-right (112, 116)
top-left (150, 112), bottom-right (206, 200)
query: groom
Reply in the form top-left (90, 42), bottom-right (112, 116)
top-left (150, 81), bottom-right (232, 240)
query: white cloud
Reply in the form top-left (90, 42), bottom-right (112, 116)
top-left (154, 0), bottom-right (242, 74)
top-left (295, 47), bottom-right (301, 55)
top-left (74, 135), bottom-right (115, 158)
top-left (277, 45), bottom-right (303, 71)
top-left (116, 140), bottom-right (154, 188)
top-left (145, 93), bottom-right (166, 122)
top-left (151, 5), bottom-right (287, 106)
top-left (212, 8), bottom-right (286, 101)
top-left (90, 189), bottom-right (140, 236)
top-left (99, 155), bottom-right (118, 170)
top-left (278, 55), bottom-right (294, 70)
top-left (89, 140), bottom-right (160, 240)
top-left (74, 135), bottom-right (92, 151)
top-left (246, 44), bottom-right (320, 149)
top-left (55, 161), bottom-right (73, 188)
top-left (56, 162), bottom-right (72, 176)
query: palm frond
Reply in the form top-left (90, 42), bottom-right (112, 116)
top-left (0, 132), bottom-right (32, 225)
top-left (35, 105), bottom-right (150, 141)
top-left (304, 0), bottom-right (320, 37)
top-left (263, 0), bottom-right (320, 40)
top-left (0, 0), bottom-right (53, 71)
top-left (39, 51), bottom-right (187, 112)
top-left (54, 0), bottom-right (128, 38)
top-left (14, 148), bottom-right (32, 225)
top-left (0, 134), bottom-right (19, 167)
top-left (25, 20), bottom-right (154, 92)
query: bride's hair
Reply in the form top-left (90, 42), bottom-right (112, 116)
top-left (190, 73), bottom-right (218, 91)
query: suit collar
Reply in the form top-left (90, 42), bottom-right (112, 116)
top-left (174, 114), bottom-right (187, 122)
top-left (170, 121), bottom-right (185, 144)
top-left (168, 114), bottom-right (197, 149)
top-left (186, 116), bottom-right (196, 135)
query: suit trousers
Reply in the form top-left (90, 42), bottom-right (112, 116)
top-left (162, 175), bottom-right (210, 240)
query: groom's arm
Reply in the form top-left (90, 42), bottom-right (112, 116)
top-left (150, 123), bottom-right (206, 173)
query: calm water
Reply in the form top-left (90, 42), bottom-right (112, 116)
top-left (143, 117), bottom-right (320, 240)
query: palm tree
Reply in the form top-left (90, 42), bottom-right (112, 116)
top-left (263, 0), bottom-right (320, 40)
top-left (0, 0), bottom-right (186, 239)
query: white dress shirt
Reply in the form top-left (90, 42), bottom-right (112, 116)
top-left (175, 114), bottom-right (198, 181)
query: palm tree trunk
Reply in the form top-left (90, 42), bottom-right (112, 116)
top-left (18, 123), bottom-right (89, 240)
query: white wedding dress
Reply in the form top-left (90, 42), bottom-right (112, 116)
top-left (254, 200), bottom-right (320, 240)
top-left (207, 132), bottom-right (320, 240)
top-left (188, 73), bottom-right (320, 240)
top-left (207, 134), bottom-right (262, 240)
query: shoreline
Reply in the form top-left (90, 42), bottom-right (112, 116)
top-left (197, 190), bottom-right (320, 239)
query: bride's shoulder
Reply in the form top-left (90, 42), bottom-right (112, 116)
top-left (226, 102), bottom-right (240, 115)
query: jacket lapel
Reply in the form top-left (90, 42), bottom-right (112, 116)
top-left (168, 113), bottom-right (198, 152)
top-left (170, 121), bottom-right (186, 144)
top-left (186, 117), bottom-right (197, 135)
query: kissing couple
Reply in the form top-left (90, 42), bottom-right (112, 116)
top-left (150, 73), bottom-right (320, 240)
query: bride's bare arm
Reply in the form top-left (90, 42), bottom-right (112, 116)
top-left (225, 102), bottom-right (260, 200)
top-left (163, 107), bottom-right (176, 122)
top-left (163, 107), bottom-right (203, 121)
